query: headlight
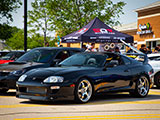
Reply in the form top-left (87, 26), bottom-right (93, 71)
top-left (11, 69), bottom-right (26, 76)
top-left (18, 75), bottom-right (27, 82)
top-left (43, 76), bottom-right (64, 83)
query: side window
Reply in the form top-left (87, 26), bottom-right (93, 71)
top-left (55, 50), bottom-right (70, 61)
top-left (122, 56), bottom-right (131, 65)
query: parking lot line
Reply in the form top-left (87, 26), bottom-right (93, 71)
top-left (0, 104), bottom-right (47, 108)
top-left (0, 100), bottom-right (160, 109)
top-left (14, 114), bottom-right (160, 120)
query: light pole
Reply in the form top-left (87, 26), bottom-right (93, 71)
top-left (24, 0), bottom-right (27, 52)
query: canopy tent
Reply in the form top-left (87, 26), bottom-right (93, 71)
top-left (61, 17), bottom-right (133, 43)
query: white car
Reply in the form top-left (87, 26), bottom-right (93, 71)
top-left (148, 53), bottom-right (160, 88)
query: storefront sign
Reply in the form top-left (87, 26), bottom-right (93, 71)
top-left (137, 23), bottom-right (153, 35)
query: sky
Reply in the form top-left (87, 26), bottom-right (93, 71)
top-left (6, 0), bottom-right (160, 28)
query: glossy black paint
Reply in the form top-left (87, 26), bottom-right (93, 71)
top-left (0, 47), bottom-right (83, 90)
top-left (16, 52), bottom-right (153, 101)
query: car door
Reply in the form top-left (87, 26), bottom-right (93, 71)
top-left (99, 56), bottom-right (132, 92)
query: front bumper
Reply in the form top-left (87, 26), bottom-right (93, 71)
top-left (16, 83), bottom-right (75, 101)
top-left (0, 75), bottom-right (19, 89)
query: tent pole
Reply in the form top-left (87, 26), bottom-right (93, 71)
top-left (80, 42), bottom-right (83, 48)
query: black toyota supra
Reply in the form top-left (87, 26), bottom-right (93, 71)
top-left (16, 52), bottom-right (153, 103)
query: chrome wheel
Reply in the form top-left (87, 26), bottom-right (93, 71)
top-left (137, 76), bottom-right (149, 97)
top-left (77, 79), bottom-right (92, 103)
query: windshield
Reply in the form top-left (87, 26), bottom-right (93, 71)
top-left (59, 53), bottom-right (107, 67)
top-left (0, 52), bottom-right (16, 60)
top-left (17, 49), bottom-right (56, 63)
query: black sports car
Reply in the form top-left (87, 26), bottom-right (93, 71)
top-left (16, 52), bottom-right (153, 103)
top-left (0, 47), bottom-right (83, 93)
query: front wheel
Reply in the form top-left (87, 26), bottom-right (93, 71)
top-left (154, 73), bottom-right (160, 88)
top-left (130, 76), bottom-right (150, 97)
top-left (74, 78), bottom-right (93, 103)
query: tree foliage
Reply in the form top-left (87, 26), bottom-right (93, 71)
top-left (47, 0), bottom-right (126, 37)
top-left (6, 29), bottom-right (54, 50)
top-left (6, 29), bottom-right (24, 50)
top-left (28, 0), bottom-right (54, 46)
top-left (0, 23), bottom-right (20, 41)
top-left (0, 0), bottom-right (22, 23)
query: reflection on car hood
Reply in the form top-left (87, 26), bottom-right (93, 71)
top-left (25, 66), bottom-right (98, 78)
top-left (0, 62), bottom-right (44, 72)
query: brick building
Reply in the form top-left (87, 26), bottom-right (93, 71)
top-left (115, 1), bottom-right (160, 50)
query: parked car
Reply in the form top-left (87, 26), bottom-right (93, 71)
top-left (0, 51), bottom-right (10, 57)
top-left (0, 47), bottom-right (84, 93)
top-left (0, 51), bottom-right (25, 64)
top-left (16, 52), bottom-right (153, 103)
top-left (147, 53), bottom-right (160, 88)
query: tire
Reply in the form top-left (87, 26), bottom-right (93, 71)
top-left (0, 88), bottom-right (9, 93)
top-left (154, 73), bottom-right (160, 88)
top-left (130, 76), bottom-right (150, 97)
top-left (74, 78), bottom-right (93, 103)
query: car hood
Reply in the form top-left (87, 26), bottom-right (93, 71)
top-left (0, 61), bottom-right (44, 72)
top-left (149, 60), bottom-right (160, 67)
top-left (24, 66), bottom-right (99, 81)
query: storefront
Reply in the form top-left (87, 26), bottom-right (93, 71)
top-left (116, 1), bottom-right (160, 50)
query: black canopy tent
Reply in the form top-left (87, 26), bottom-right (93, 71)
top-left (61, 17), bottom-right (133, 46)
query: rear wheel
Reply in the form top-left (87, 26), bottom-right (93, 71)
top-left (0, 88), bottom-right (9, 93)
top-left (74, 78), bottom-right (93, 103)
top-left (130, 76), bottom-right (150, 97)
top-left (154, 73), bottom-right (160, 88)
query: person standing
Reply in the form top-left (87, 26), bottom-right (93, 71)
top-left (114, 47), bottom-right (121, 54)
top-left (85, 43), bottom-right (97, 52)
top-left (139, 44), bottom-right (147, 54)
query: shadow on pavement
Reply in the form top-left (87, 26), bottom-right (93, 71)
top-left (0, 91), bottom-right (16, 96)
top-left (19, 91), bottom-right (160, 106)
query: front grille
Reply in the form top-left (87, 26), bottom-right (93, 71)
top-left (51, 89), bottom-right (59, 94)
top-left (0, 82), bottom-right (7, 87)
top-left (19, 87), bottom-right (27, 92)
top-left (0, 72), bottom-right (10, 76)
top-left (27, 87), bottom-right (47, 94)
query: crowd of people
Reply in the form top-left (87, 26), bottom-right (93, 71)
top-left (83, 43), bottom-right (121, 53)
top-left (139, 44), bottom-right (160, 54)
top-left (58, 42), bottom-right (160, 54)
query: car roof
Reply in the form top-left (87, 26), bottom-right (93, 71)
top-left (147, 53), bottom-right (160, 57)
top-left (32, 47), bottom-right (84, 51)
top-left (77, 52), bottom-right (123, 56)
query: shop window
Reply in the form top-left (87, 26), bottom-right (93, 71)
top-left (153, 41), bottom-right (157, 48)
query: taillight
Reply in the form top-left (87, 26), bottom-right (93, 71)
top-left (148, 69), bottom-right (154, 75)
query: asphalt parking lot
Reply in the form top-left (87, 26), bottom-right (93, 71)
top-left (0, 88), bottom-right (160, 120)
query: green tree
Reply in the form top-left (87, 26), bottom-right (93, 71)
top-left (0, 23), bottom-right (20, 41)
top-left (6, 29), bottom-right (24, 50)
top-left (28, 33), bottom-right (44, 49)
top-left (47, 0), bottom-right (126, 37)
top-left (6, 29), bottom-right (53, 50)
top-left (0, 0), bottom-right (22, 23)
top-left (28, 0), bottom-right (53, 47)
